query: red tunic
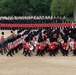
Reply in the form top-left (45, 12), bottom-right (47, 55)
top-left (13, 41), bottom-right (17, 48)
top-left (74, 42), bottom-right (76, 49)
top-left (53, 42), bottom-right (58, 49)
top-left (62, 43), bottom-right (68, 50)
top-left (49, 43), bottom-right (56, 50)
top-left (23, 45), bottom-right (29, 50)
top-left (37, 43), bottom-right (44, 50)
top-left (0, 36), bottom-right (4, 41)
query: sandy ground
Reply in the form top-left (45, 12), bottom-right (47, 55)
top-left (0, 30), bottom-right (76, 75)
top-left (0, 51), bottom-right (76, 75)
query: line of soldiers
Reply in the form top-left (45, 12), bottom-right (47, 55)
top-left (0, 16), bottom-right (67, 24)
top-left (22, 27), bottom-right (76, 57)
top-left (1, 26), bottom-right (76, 57)
top-left (0, 30), bottom-right (24, 56)
top-left (0, 29), bottom-right (32, 56)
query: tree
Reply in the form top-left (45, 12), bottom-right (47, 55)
top-left (0, 0), bottom-right (31, 16)
top-left (0, 0), bottom-right (74, 16)
top-left (51, 0), bottom-right (74, 17)
top-left (28, 0), bottom-right (52, 16)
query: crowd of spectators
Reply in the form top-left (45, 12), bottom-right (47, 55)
top-left (0, 16), bottom-right (67, 24)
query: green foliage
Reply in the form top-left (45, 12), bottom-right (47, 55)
top-left (66, 17), bottom-right (74, 22)
top-left (0, 0), bottom-right (52, 16)
top-left (0, 0), bottom-right (31, 16)
top-left (0, 0), bottom-right (74, 16)
top-left (51, 0), bottom-right (74, 17)
top-left (30, 0), bottom-right (51, 16)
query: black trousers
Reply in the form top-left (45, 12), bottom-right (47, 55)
top-left (33, 46), bottom-right (36, 52)
top-left (11, 49), bottom-right (14, 55)
top-left (7, 50), bottom-right (12, 56)
top-left (1, 44), bottom-right (7, 53)
top-left (39, 50), bottom-right (44, 56)
top-left (49, 50), bottom-right (55, 56)
top-left (0, 50), bottom-right (3, 55)
top-left (73, 49), bottom-right (76, 56)
top-left (18, 44), bottom-right (22, 50)
top-left (36, 50), bottom-right (40, 56)
top-left (63, 49), bottom-right (68, 56)
top-left (24, 50), bottom-right (31, 56)
top-left (14, 47), bottom-right (18, 53)
top-left (44, 46), bottom-right (48, 53)
top-left (36, 50), bottom-right (44, 56)
top-left (23, 48), bottom-right (26, 54)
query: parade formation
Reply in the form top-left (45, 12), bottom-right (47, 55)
top-left (0, 1), bottom-right (76, 75)
top-left (0, 26), bottom-right (76, 57)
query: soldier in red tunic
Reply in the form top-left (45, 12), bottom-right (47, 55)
top-left (36, 32), bottom-right (45, 56)
top-left (23, 42), bottom-right (27, 54)
top-left (0, 32), bottom-right (7, 53)
top-left (24, 42), bottom-right (31, 56)
top-left (36, 42), bottom-right (44, 56)
top-left (43, 41), bottom-right (48, 53)
top-left (73, 41), bottom-right (76, 56)
top-left (62, 42), bottom-right (69, 56)
top-left (6, 42), bottom-right (13, 57)
top-left (10, 31), bottom-right (15, 37)
top-left (0, 32), bottom-right (5, 55)
top-left (0, 43), bottom-right (3, 55)
top-left (0, 32), bottom-right (4, 41)
top-left (42, 31), bottom-right (48, 53)
top-left (48, 41), bottom-right (56, 56)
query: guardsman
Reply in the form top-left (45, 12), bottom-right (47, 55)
top-left (0, 32), bottom-right (7, 53)
top-left (0, 32), bottom-right (4, 41)
top-left (63, 16), bottom-right (66, 23)
top-left (62, 42), bottom-right (69, 56)
top-left (23, 42), bottom-right (27, 54)
top-left (0, 43), bottom-right (3, 55)
top-left (36, 42), bottom-right (44, 56)
top-left (36, 32), bottom-right (44, 56)
top-left (43, 41), bottom-right (48, 53)
top-left (6, 42), bottom-right (13, 57)
top-left (48, 40), bottom-right (56, 56)
top-left (24, 42), bottom-right (31, 57)
top-left (10, 31), bottom-right (15, 37)
top-left (73, 41), bottom-right (76, 56)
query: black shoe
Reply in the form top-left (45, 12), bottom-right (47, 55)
top-left (7, 55), bottom-right (8, 57)
top-left (1, 53), bottom-right (3, 55)
top-left (53, 55), bottom-right (55, 56)
top-left (41, 55), bottom-right (43, 56)
top-left (24, 55), bottom-right (27, 56)
top-left (29, 55), bottom-right (31, 57)
top-left (50, 55), bottom-right (52, 56)
top-left (22, 53), bottom-right (24, 54)
top-left (63, 55), bottom-right (65, 56)
top-left (10, 55), bottom-right (13, 57)
top-left (36, 55), bottom-right (38, 56)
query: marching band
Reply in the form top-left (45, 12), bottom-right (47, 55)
top-left (0, 26), bottom-right (76, 57)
